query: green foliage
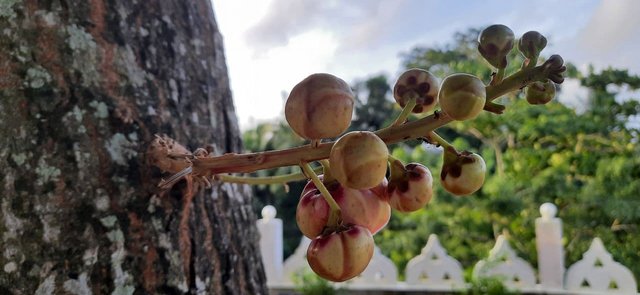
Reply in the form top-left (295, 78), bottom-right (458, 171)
top-left (292, 271), bottom-right (343, 295)
top-left (350, 74), bottom-right (399, 131)
top-left (465, 276), bottom-right (518, 295)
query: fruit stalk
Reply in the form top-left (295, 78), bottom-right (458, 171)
top-left (216, 166), bottom-right (322, 185)
top-left (391, 96), bottom-right (417, 126)
top-left (189, 58), bottom-right (563, 177)
top-left (300, 161), bottom-right (342, 228)
top-left (423, 131), bottom-right (455, 150)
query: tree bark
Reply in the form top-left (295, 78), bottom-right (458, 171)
top-left (0, 0), bottom-right (267, 294)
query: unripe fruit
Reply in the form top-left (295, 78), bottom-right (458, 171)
top-left (307, 225), bottom-right (374, 282)
top-left (526, 80), bottom-right (556, 105)
top-left (387, 163), bottom-right (433, 212)
top-left (393, 69), bottom-right (439, 113)
top-left (439, 74), bottom-right (486, 121)
top-left (518, 31), bottom-right (547, 60)
top-left (330, 131), bottom-right (389, 189)
top-left (440, 152), bottom-right (486, 196)
top-left (296, 178), bottom-right (390, 238)
top-left (478, 24), bottom-right (515, 69)
top-left (285, 73), bottom-right (355, 140)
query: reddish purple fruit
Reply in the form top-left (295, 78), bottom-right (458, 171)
top-left (307, 225), bottom-right (374, 282)
top-left (296, 178), bottom-right (390, 238)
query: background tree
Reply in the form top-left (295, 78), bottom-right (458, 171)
top-left (350, 75), bottom-right (397, 131)
top-left (0, 1), bottom-right (266, 293)
top-left (379, 29), bottom-right (640, 282)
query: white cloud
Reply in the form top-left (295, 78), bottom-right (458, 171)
top-left (244, 0), bottom-right (352, 52)
top-left (230, 29), bottom-right (339, 129)
top-left (213, 0), bottom-right (640, 130)
top-left (567, 1), bottom-right (640, 74)
top-left (557, 78), bottom-right (591, 114)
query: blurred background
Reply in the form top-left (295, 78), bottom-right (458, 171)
top-left (212, 0), bottom-right (640, 283)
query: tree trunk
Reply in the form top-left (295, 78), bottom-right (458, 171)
top-left (0, 0), bottom-right (267, 294)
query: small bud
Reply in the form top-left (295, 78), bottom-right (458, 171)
top-left (542, 55), bottom-right (564, 71)
top-left (526, 80), bottom-right (556, 105)
top-left (478, 24), bottom-right (515, 69)
top-left (518, 31), bottom-right (547, 60)
top-left (393, 69), bottom-right (440, 113)
top-left (542, 55), bottom-right (566, 84)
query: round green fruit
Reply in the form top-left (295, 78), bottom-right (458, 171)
top-left (526, 80), bottom-right (556, 105)
top-left (478, 24), bottom-right (515, 69)
top-left (438, 73), bottom-right (486, 121)
top-left (518, 31), bottom-right (547, 60)
top-left (330, 131), bottom-right (389, 189)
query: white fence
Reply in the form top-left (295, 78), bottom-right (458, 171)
top-left (257, 203), bottom-right (638, 294)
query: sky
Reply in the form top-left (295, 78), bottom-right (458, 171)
top-left (211, 0), bottom-right (640, 130)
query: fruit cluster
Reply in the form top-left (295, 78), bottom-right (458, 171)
top-left (290, 71), bottom-right (490, 281)
top-left (287, 24), bottom-right (563, 282)
top-left (150, 24), bottom-right (566, 283)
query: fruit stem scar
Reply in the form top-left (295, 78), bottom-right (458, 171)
top-left (300, 161), bottom-right (342, 228)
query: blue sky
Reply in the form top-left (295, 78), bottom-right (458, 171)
top-left (212, 0), bottom-right (640, 130)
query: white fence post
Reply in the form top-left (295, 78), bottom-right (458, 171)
top-left (535, 202), bottom-right (565, 290)
top-left (256, 205), bottom-right (283, 284)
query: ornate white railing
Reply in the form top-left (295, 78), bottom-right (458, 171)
top-left (257, 203), bottom-right (638, 294)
